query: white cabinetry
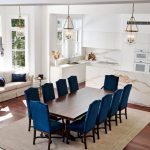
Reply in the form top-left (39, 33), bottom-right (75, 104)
top-left (50, 63), bottom-right (86, 86)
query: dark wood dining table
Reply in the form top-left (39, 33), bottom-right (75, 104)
top-left (47, 87), bottom-right (112, 121)
top-left (46, 87), bottom-right (112, 141)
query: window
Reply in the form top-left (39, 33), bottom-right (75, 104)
top-left (56, 17), bottom-right (82, 58)
top-left (11, 18), bottom-right (28, 70)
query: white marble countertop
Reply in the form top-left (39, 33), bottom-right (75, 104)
top-left (115, 69), bottom-right (150, 76)
top-left (51, 60), bottom-right (89, 68)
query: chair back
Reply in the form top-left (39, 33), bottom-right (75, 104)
top-left (24, 87), bottom-right (40, 118)
top-left (56, 79), bottom-right (68, 97)
top-left (30, 101), bottom-right (50, 133)
top-left (108, 89), bottom-right (123, 117)
top-left (119, 84), bottom-right (132, 110)
top-left (97, 94), bottom-right (112, 124)
top-left (83, 100), bottom-right (100, 133)
top-left (103, 75), bottom-right (119, 92)
top-left (68, 76), bottom-right (79, 93)
top-left (42, 83), bottom-right (55, 103)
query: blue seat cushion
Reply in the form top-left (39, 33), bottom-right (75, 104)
top-left (50, 119), bottom-right (63, 132)
top-left (0, 76), bottom-right (5, 87)
top-left (12, 73), bottom-right (26, 82)
top-left (67, 119), bottom-right (84, 133)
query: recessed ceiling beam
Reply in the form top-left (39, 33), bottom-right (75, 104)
top-left (0, 0), bottom-right (150, 6)
top-left (127, 21), bottom-right (150, 25)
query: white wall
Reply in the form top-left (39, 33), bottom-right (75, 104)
top-left (0, 6), bottom-right (49, 77)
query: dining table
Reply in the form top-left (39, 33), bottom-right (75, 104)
top-left (47, 87), bottom-right (112, 121)
top-left (46, 87), bottom-right (112, 140)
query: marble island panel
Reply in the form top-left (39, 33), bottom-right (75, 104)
top-left (86, 66), bottom-right (150, 107)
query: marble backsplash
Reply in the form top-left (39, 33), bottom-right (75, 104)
top-left (84, 47), bottom-right (122, 64)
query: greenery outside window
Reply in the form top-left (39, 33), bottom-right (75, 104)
top-left (11, 18), bottom-right (26, 70)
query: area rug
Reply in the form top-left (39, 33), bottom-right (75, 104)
top-left (0, 108), bottom-right (150, 150)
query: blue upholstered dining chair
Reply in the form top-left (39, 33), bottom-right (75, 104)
top-left (68, 75), bottom-right (79, 93)
top-left (118, 84), bottom-right (132, 123)
top-left (96, 94), bottom-right (112, 139)
top-left (30, 101), bottom-right (64, 150)
top-left (24, 87), bottom-right (40, 131)
top-left (42, 83), bottom-right (55, 103)
top-left (56, 79), bottom-right (68, 97)
top-left (66, 100), bottom-right (100, 149)
top-left (107, 89), bottom-right (123, 130)
top-left (101, 75), bottom-right (119, 92)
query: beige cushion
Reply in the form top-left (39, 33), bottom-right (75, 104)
top-left (0, 72), bottom-right (4, 78)
top-left (0, 88), bottom-right (5, 94)
top-left (3, 70), bottom-right (14, 83)
top-left (0, 82), bottom-right (17, 94)
top-left (0, 81), bottom-right (32, 94)
top-left (15, 81), bottom-right (32, 89)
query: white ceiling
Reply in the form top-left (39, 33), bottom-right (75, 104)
top-left (0, 0), bottom-right (150, 6)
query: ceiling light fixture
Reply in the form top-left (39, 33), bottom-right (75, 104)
top-left (16, 6), bottom-right (24, 38)
top-left (63, 5), bottom-right (74, 39)
top-left (125, 3), bottom-right (138, 44)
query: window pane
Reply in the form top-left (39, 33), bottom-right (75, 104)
top-left (57, 31), bottom-right (62, 41)
top-left (57, 20), bottom-right (62, 28)
top-left (12, 51), bottom-right (25, 68)
top-left (12, 31), bottom-right (25, 50)
top-left (11, 19), bottom-right (25, 27)
top-left (56, 18), bottom-right (82, 58)
top-left (72, 30), bottom-right (78, 42)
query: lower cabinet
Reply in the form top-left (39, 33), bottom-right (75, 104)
top-left (50, 63), bottom-right (86, 86)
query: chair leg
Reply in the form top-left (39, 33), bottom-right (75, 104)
top-left (96, 124), bottom-right (100, 139)
top-left (92, 129), bottom-right (95, 143)
top-left (84, 133), bottom-right (87, 149)
top-left (115, 114), bottom-right (118, 126)
top-left (40, 132), bottom-right (44, 137)
top-left (33, 129), bottom-right (36, 145)
top-left (66, 130), bottom-right (69, 144)
top-left (62, 128), bottom-right (65, 142)
top-left (109, 117), bottom-right (111, 131)
top-left (104, 120), bottom-right (107, 134)
top-left (77, 132), bottom-right (80, 137)
top-left (125, 107), bottom-right (128, 119)
top-left (119, 110), bottom-right (122, 123)
top-left (81, 134), bottom-right (84, 143)
top-left (28, 118), bottom-right (31, 131)
top-left (48, 134), bottom-right (51, 150)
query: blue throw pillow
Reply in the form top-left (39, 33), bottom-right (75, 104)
top-left (12, 74), bottom-right (26, 82)
top-left (0, 76), bottom-right (5, 87)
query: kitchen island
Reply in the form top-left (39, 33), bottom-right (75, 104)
top-left (50, 61), bottom-right (89, 86)
top-left (86, 63), bottom-right (150, 107)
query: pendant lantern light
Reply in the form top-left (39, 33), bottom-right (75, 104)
top-left (63, 5), bottom-right (74, 39)
top-left (125, 3), bottom-right (138, 44)
top-left (16, 6), bottom-right (24, 38)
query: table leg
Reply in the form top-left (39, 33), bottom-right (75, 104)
top-left (65, 119), bottom-right (75, 142)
